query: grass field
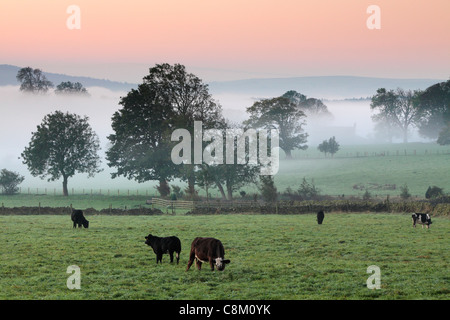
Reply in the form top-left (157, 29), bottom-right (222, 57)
top-left (1, 213), bottom-right (449, 300)
top-left (5, 142), bottom-right (449, 202)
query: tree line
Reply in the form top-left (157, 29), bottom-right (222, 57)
top-left (16, 66), bottom-right (89, 95)
top-left (371, 82), bottom-right (450, 144)
top-left (14, 64), bottom-right (450, 199)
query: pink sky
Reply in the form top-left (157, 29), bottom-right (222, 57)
top-left (0, 0), bottom-right (449, 82)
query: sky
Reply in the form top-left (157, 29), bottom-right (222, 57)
top-left (0, 0), bottom-right (449, 82)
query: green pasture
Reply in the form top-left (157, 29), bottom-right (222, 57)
top-left (6, 142), bottom-right (450, 203)
top-left (275, 149), bottom-right (450, 198)
top-left (1, 213), bottom-right (448, 300)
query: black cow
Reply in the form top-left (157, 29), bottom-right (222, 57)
top-left (186, 237), bottom-right (230, 271)
top-left (412, 213), bottom-right (432, 229)
top-left (145, 234), bottom-right (181, 264)
top-left (317, 210), bottom-right (325, 225)
top-left (71, 209), bottom-right (89, 228)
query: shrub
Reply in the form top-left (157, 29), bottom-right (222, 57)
top-left (399, 183), bottom-right (411, 200)
top-left (425, 186), bottom-right (444, 199)
top-left (171, 185), bottom-right (184, 199)
top-left (0, 169), bottom-right (25, 195)
top-left (297, 177), bottom-right (320, 199)
top-left (259, 176), bottom-right (278, 203)
top-left (362, 188), bottom-right (372, 200)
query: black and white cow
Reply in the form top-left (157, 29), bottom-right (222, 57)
top-left (144, 234), bottom-right (181, 264)
top-left (412, 213), bottom-right (432, 229)
top-left (186, 237), bottom-right (230, 271)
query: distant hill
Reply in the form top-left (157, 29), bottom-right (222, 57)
top-left (1, 64), bottom-right (445, 98)
top-left (208, 76), bottom-right (445, 99)
top-left (0, 64), bottom-right (136, 91)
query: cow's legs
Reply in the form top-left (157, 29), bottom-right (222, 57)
top-left (176, 252), bottom-right (180, 264)
top-left (169, 251), bottom-right (174, 263)
top-left (209, 258), bottom-right (215, 271)
top-left (196, 259), bottom-right (202, 270)
top-left (73, 222), bottom-right (76, 228)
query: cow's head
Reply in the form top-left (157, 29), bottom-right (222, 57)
top-left (144, 234), bottom-right (154, 246)
top-left (83, 220), bottom-right (89, 228)
top-left (426, 214), bottom-right (432, 224)
top-left (215, 257), bottom-right (230, 271)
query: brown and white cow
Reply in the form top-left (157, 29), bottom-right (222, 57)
top-left (186, 237), bottom-right (230, 271)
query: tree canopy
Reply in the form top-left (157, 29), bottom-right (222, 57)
top-left (55, 81), bottom-right (89, 95)
top-left (370, 88), bottom-right (421, 143)
top-left (16, 67), bottom-right (54, 93)
top-left (317, 136), bottom-right (340, 157)
top-left (414, 80), bottom-right (450, 145)
top-left (282, 90), bottom-right (332, 119)
top-left (245, 96), bottom-right (308, 159)
top-left (106, 63), bottom-right (224, 197)
top-left (0, 169), bottom-right (24, 195)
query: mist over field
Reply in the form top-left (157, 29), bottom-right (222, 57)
top-left (0, 83), bottom-right (439, 193)
top-left (0, 86), bottom-right (126, 190)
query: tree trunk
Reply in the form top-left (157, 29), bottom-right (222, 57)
top-left (214, 180), bottom-right (227, 200)
top-left (226, 183), bottom-right (233, 201)
top-left (403, 128), bottom-right (408, 143)
top-left (62, 175), bottom-right (69, 197)
top-left (187, 174), bottom-right (196, 199)
top-left (285, 149), bottom-right (293, 159)
top-left (158, 179), bottom-right (170, 197)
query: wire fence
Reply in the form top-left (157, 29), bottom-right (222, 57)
top-left (298, 148), bottom-right (450, 159)
top-left (7, 187), bottom-right (158, 197)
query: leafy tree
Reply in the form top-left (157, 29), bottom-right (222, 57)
top-left (106, 63), bottom-right (224, 196)
top-left (317, 140), bottom-right (329, 156)
top-left (414, 80), bottom-right (450, 144)
top-left (318, 136), bottom-right (340, 157)
top-left (16, 67), bottom-right (54, 93)
top-left (326, 136), bottom-right (340, 157)
top-left (245, 96), bottom-right (308, 159)
top-left (21, 111), bottom-right (102, 196)
top-left (371, 88), bottom-right (421, 143)
top-left (55, 81), bottom-right (89, 95)
top-left (283, 90), bottom-right (333, 119)
top-left (106, 81), bottom-right (176, 197)
top-left (195, 123), bottom-right (260, 200)
top-left (0, 169), bottom-right (25, 195)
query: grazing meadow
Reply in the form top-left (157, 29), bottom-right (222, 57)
top-left (1, 213), bottom-right (448, 300)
